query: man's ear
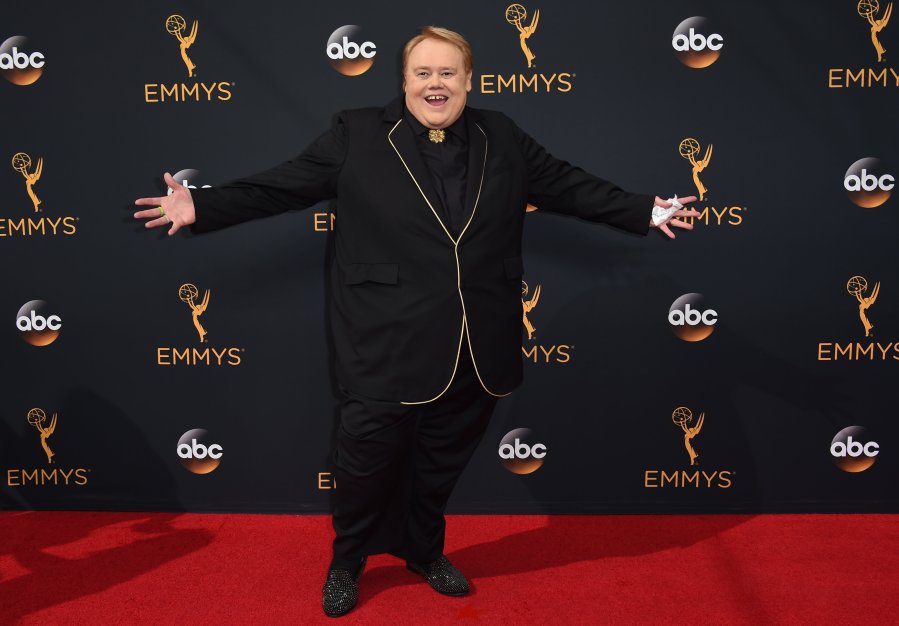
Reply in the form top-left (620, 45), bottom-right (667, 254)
top-left (465, 71), bottom-right (472, 92)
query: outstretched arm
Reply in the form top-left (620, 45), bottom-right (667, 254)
top-left (135, 113), bottom-right (347, 235)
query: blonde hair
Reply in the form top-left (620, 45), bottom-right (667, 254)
top-left (402, 26), bottom-right (473, 74)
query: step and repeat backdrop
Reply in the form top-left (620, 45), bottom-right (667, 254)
top-left (2, 1), bottom-right (896, 514)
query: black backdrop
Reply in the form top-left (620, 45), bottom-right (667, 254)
top-left (2, 0), bottom-right (896, 513)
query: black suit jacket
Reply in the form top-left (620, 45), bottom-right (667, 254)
top-left (191, 97), bottom-right (654, 403)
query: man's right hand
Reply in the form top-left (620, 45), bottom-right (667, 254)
top-left (134, 172), bottom-right (197, 236)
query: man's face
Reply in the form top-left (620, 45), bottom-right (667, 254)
top-left (404, 38), bottom-right (472, 129)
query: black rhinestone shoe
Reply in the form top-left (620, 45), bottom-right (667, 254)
top-left (322, 556), bottom-right (366, 618)
top-left (406, 555), bottom-right (470, 596)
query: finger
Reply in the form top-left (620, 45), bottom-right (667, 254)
top-left (677, 195), bottom-right (698, 204)
top-left (144, 216), bottom-right (171, 229)
top-left (655, 197), bottom-right (672, 209)
top-left (163, 172), bottom-right (183, 192)
top-left (168, 220), bottom-right (182, 236)
top-left (674, 209), bottom-right (701, 218)
top-left (134, 206), bottom-right (167, 219)
top-left (668, 219), bottom-right (694, 230)
top-left (660, 223), bottom-right (675, 239)
top-left (134, 196), bottom-right (166, 207)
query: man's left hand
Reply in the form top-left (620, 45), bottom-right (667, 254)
top-left (650, 195), bottom-right (699, 239)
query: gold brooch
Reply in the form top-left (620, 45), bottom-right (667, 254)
top-left (428, 129), bottom-right (446, 144)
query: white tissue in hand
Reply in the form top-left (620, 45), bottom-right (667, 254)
top-left (651, 196), bottom-right (683, 226)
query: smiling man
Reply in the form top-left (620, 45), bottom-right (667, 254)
top-left (135, 26), bottom-right (697, 617)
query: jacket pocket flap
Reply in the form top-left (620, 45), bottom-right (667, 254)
top-left (503, 256), bottom-right (524, 279)
top-left (345, 263), bottom-right (399, 285)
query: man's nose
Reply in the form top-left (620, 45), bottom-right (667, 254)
top-left (427, 73), bottom-right (443, 87)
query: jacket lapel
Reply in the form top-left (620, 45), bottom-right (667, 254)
top-left (459, 112), bottom-right (488, 240)
top-left (387, 117), bottom-right (454, 242)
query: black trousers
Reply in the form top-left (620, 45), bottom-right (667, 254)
top-left (331, 342), bottom-right (498, 567)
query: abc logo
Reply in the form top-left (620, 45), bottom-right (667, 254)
top-left (167, 169), bottom-right (212, 196)
top-left (830, 426), bottom-right (879, 473)
top-left (1, 36), bottom-right (45, 85)
top-left (177, 428), bottom-right (223, 474)
top-left (672, 17), bottom-right (723, 68)
top-left (327, 25), bottom-right (376, 76)
top-left (498, 428), bottom-right (546, 475)
top-left (844, 158), bottom-right (893, 208)
top-left (668, 293), bottom-right (717, 342)
top-left (17, 300), bottom-right (62, 346)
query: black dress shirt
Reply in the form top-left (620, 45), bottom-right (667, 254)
top-left (403, 108), bottom-right (469, 237)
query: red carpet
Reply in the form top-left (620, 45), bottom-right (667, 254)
top-left (1, 512), bottom-right (896, 624)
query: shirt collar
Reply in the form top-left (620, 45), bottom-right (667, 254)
top-left (404, 106), bottom-right (468, 143)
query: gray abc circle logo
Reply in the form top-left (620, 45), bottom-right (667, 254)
top-left (843, 157), bottom-right (894, 208)
top-left (326, 25), bottom-right (376, 76)
top-left (672, 17), bottom-right (723, 68)
top-left (169, 169), bottom-right (212, 195)
top-left (0, 36), bottom-right (45, 85)
top-left (498, 428), bottom-right (546, 474)
top-left (16, 300), bottom-right (62, 346)
top-left (177, 428), bottom-right (224, 474)
top-left (830, 426), bottom-right (879, 473)
top-left (668, 293), bottom-right (717, 342)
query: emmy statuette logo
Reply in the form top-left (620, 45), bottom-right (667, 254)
top-left (671, 17), bottom-right (724, 68)
top-left (858, 0), bottom-right (892, 62)
top-left (505, 4), bottom-right (540, 68)
top-left (847, 275), bottom-right (879, 337)
top-left (144, 13), bottom-right (232, 103)
top-left (179, 283), bottom-right (210, 343)
top-left (326, 26), bottom-right (377, 76)
top-left (817, 276), bottom-right (898, 361)
top-left (521, 280), bottom-right (541, 341)
top-left (498, 428), bottom-right (546, 474)
top-left (166, 14), bottom-right (198, 77)
top-left (11, 152), bottom-right (42, 212)
top-left (2, 151), bottom-right (78, 237)
top-left (156, 282), bottom-right (243, 366)
top-left (679, 138), bottom-right (712, 202)
top-left (5, 408), bottom-right (90, 487)
top-left (644, 407), bottom-right (734, 489)
top-left (0, 36), bottom-right (45, 85)
top-left (827, 2), bottom-right (898, 87)
top-left (28, 408), bottom-right (57, 464)
top-left (481, 6), bottom-right (573, 94)
top-left (673, 138), bottom-right (745, 228)
top-left (519, 280), bottom-right (573, 364)
top-left (672, 406), bottom-right (704, 466)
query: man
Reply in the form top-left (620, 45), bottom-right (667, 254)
top-left (135, 26), bottom-right (697, 617)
